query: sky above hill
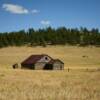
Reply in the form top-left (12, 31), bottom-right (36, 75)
top-left (0, 0), bottom-right (100, 32)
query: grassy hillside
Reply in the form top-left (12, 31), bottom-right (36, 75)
top-left (0, 45), bottom-right (100, 69)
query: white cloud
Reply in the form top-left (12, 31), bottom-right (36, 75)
top-left (2, 4), bottom-right (29, 14)
top-left (32, 9), bottom-right (39, 14)
top-left (41, 20), bottom-right (50, 25)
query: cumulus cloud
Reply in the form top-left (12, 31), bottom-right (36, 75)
top-left (32, 9), bottom-right (39, 14)
top-left (41, 20), bottom-right (50, 25)
top-left (2, 4), bottom-right (29, 14)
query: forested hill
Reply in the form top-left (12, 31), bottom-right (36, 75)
top-left (0, 27), bottom-right (100, 48)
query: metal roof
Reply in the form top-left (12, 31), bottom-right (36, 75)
top-left (21, 54), bottom-right (64, 65)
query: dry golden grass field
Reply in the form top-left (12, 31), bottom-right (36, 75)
top-left (0, 45), bottom-right (100, 100)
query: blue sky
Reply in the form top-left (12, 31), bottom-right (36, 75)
top-left (0, 0), bottom-right (100, 32)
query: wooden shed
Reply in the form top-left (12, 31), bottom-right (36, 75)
top-left (21, 54), bottom-right (64, 70)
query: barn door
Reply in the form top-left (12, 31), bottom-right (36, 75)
top-left (44, 64), bottom-right (53, 70)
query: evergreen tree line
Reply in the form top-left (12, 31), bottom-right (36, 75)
top-left (0, 27), bottom-right (100, 48)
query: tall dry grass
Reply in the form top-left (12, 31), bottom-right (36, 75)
top-left (0, 69), bottom-right (100, 100)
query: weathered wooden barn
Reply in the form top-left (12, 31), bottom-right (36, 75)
top-left (21, 54), bottom-right (64, 70)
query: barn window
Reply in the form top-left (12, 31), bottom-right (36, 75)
top-left (45, 57), bottom-right (48, 60)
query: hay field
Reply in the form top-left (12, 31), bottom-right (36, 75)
top-left (0, 45), bottom-right (100, 69)
top-left (0, 46), bottom-right (100, 100)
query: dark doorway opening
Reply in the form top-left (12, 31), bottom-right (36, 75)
top-left (44, 64), bottom-right (53, 70)
top-left (21, 64), bottom-right (35, 69)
